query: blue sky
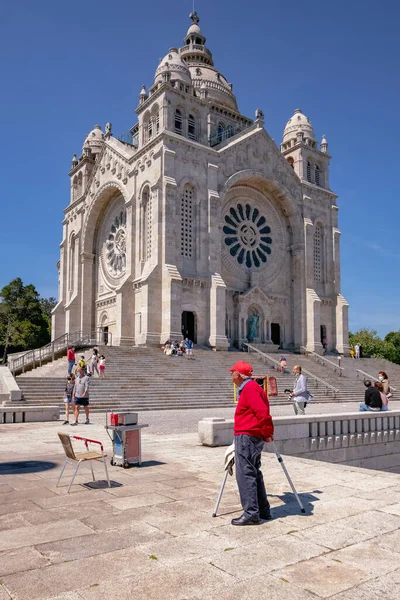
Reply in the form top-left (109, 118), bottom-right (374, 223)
top-left (1, 0), bottom-right (399, 336)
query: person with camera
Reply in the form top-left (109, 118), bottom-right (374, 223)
top-left (289, 365), bottom-right (309, 415)
top-left (229, 360), bottom-right (274, 526)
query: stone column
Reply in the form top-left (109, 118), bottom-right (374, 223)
top-left (336, 294), bottom-right (350, 355)
top-left (290, 243), bottom-right (307, 351)
top-left (80, 252), bottom-right (95, 333)
top-left (207, 163), bottom-right (228, 350)
top-left (114, 281), bottom-right (135, 346)
top-left (306, 288), bottom-right (323, 354)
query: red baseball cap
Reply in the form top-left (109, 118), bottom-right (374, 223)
top-left (228, 360), bottom-right (253, 377)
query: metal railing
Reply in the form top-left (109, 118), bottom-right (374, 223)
top-left (356, 369), bottom-right (397, 392)
top-left (208, 121), bottom-right (254, 148)
top-left (9, 329), bottom-right (113, 375)
top-left (244, 343), bottom-right (340, 398)
top-left (300, 346), bottom-right (344, 377)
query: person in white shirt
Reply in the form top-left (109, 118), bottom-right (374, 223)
top-left (290, 365), bottom-right (310, 415)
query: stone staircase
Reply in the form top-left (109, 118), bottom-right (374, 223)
top-left (14, 345), bottom-right (372, 413)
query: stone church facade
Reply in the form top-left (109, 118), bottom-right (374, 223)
top-left (52, 12), bottom-right (349, 354)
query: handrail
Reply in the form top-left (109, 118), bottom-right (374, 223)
top-left (300, 346), bottom-right (344, 377)
top-left (9, 329), bottom-right (113, 375)
top-left (243, 343), bottom-right (340, 398)
top-left (356, 369), bottom-right (397, 392)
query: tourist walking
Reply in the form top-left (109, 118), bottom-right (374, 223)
top-left (229, 360), bottom-right (274, 526)
top-left (184, 337), bottom-right (194, 359)
top-left (355, 344), bottom-right (360, 359)
top-left (71, 366), bottom-right (90, 425)
top-left (360, 380), bottom-right (382, 412)
top-left (67, 346), bottom-right (75, 375)
top-left (350, 346), bottom-right (355, 359)
top-left (89, 349), bottom-right (99, 376)
top-left (99, 355), bottom-right (106, 378)
top-left (63, 375), bottom-right (75, 425)
top-left (290, 365), bottom-right (310, 415)
top-left (78, 355), bottom-right (87, 374)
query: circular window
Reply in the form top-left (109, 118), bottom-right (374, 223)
top-left (223, 203), bottom-right (272, 268)
top-left (105, 211), bottom-right (127, 276)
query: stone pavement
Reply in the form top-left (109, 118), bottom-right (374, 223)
top-left (1, 413), bottom-right (400, 599)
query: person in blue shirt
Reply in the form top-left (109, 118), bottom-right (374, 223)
top-left (184, 338), bottom-right (194, 359)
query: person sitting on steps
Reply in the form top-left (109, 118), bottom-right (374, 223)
top-left (360, 379), bottom-right (382, 412)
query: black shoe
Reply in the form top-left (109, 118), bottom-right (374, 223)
top-left (231, 515), bottom-right (260, 526)
top-left (260, 511), bottom-right (272, 521)
top-left (62, 420), bottom-right (69, 425)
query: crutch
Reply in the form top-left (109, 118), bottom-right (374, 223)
top-left (270, 441), bottom-right (305, 513)
top-left (212, 443), bottom-right (235, 517)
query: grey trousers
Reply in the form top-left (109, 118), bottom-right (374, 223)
top-left (234, 434), bottom-right (270, 519)
top-left (292, 400), bottom-right (306, 415)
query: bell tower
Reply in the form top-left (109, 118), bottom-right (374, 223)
top-left (280, 109), bottom-right (331, 190)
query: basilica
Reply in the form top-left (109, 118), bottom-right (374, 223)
top-left (52, 11), bottom-right (349, 354)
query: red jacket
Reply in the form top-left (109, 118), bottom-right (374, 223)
top-left (234, 379), bottom-right (274, 440)
top-left (67, 349), bottom-right (75, 361)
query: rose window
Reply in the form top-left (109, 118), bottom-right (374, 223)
top-left (223, 203), bottom-right (272, 268)
top-left (105, 211), bottom-right (127, 275)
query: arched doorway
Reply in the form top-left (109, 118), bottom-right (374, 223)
top-left (271, 323), bottom-right (280, 345)
top-left (181, 311), bottom-right (196, 343)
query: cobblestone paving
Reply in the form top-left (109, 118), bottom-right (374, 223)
top-left (1, 416), bottom-right (400, 599)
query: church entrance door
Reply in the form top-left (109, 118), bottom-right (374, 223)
top-left (271, 323), bottom-right (280, 345)
top-left (181, 311), bottom-right (196, 343)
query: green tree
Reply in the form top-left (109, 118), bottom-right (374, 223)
top-left (39, 296), bottom-right (57, 336)
top-left (0, 278), bottom-right (50, 363)
top-left (349, 328), bottom-right (400, 364)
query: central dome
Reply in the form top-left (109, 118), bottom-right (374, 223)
top-left (154, 48), bottom-right (192, 86)
top-left (189, 65), bottom-right (238, 111)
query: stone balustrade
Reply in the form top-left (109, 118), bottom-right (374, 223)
top-left (198, 410), bottom-right (400, 471)
top-left (0, 405), bottom-right (60, 423)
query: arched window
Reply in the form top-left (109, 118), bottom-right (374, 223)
top-left (180, 185), bottom-right (194, 258)
top-left (142, 112), bottom-right (153, 144)
top-left (188, 114), bottom-right (196, 140)
top-left (68, 235), bottom-right (76, 296)
top-left (148, 120), bottom-right (153, 140)
top-left (313, 224), bottom-right (323, 283)
top-left (315, 165), bottom-right (320, 186)
top-left (287, 157), bottom-right (294, 169)
top-left (77, 172), bottom-right (82, 197)
top-left (175, 109), bottom-right (183, 135)
top-left (307, 161), bottom-right (312, 182)
top-left (217, 122), bottom-right (225, 143)
top-left (72, 176), bottom-right (78, 201)
top-left (141, 187), bottom-right (152, 261)
top-left (156, 113), bottom-right (160, 134)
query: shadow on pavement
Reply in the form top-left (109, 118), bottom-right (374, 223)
top-left (0, 460), bottom-right (58, 475)
top-left (82, 480), bottom-right (123, 490)
top-left (271, 489), bottom-right (322, 518)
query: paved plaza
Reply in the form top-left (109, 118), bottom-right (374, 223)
top-left (1, 406), bottom-right (400, 599)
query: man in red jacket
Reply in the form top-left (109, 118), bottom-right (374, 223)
top-left (229, 360), bottom-right (274, 526)
top-left (67, 346), bottom-right (75, 375)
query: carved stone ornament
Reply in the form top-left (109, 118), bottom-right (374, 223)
top-left (104, 211), bottom-right (127, 276)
